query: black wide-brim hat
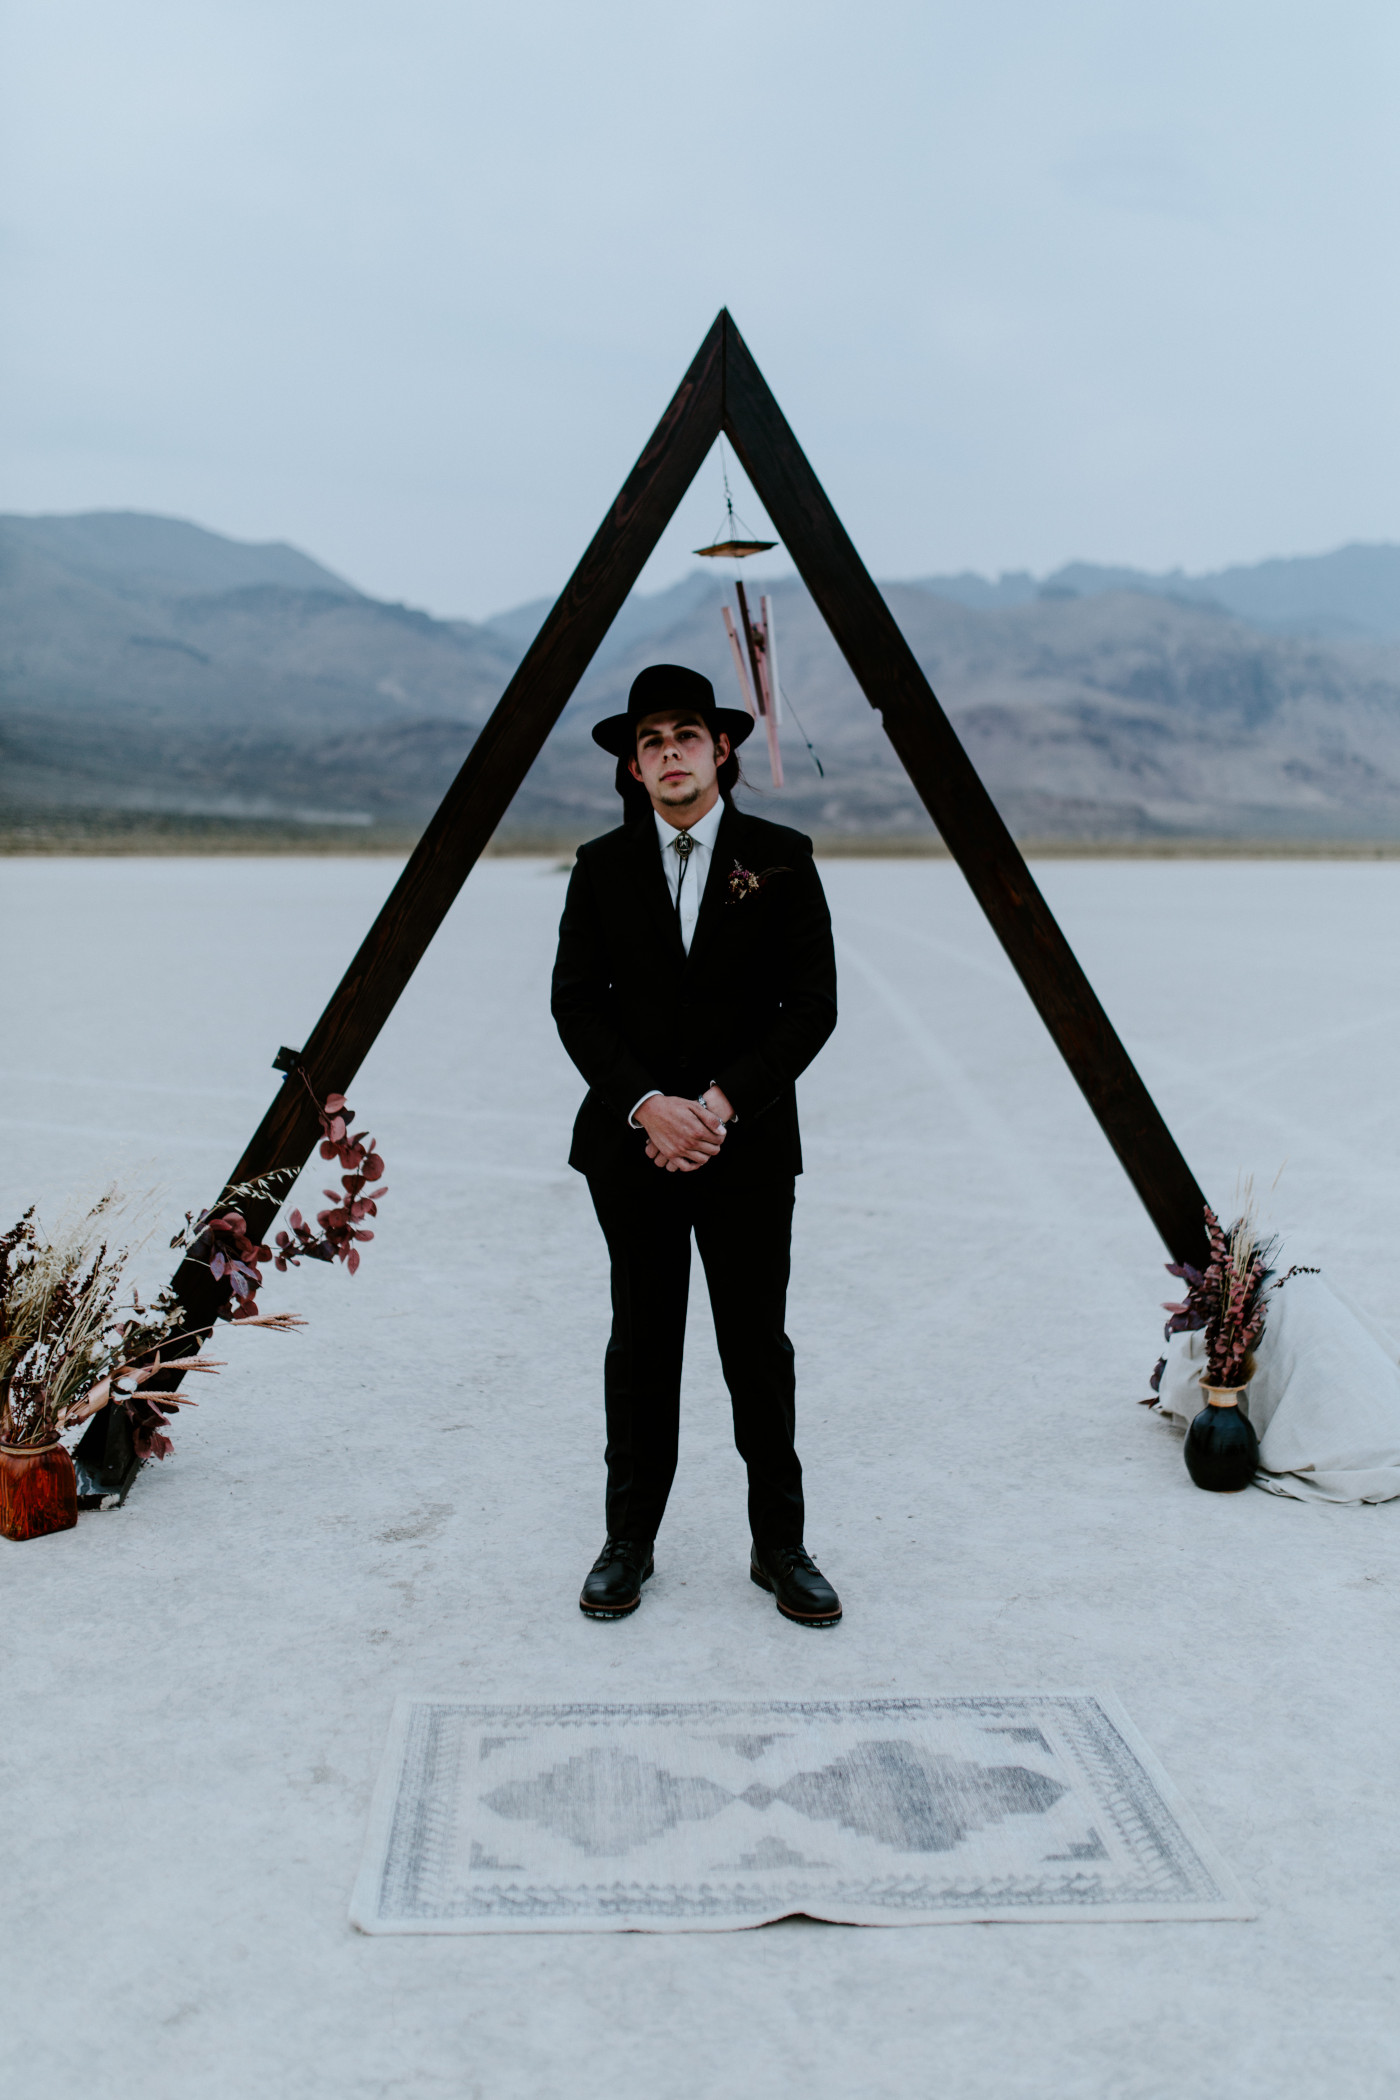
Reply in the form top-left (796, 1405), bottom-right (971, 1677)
top-left (591, 663), bottom-right (755, 759)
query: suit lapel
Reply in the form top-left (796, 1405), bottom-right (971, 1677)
top-left (629, 814), bottom-right (686, 965)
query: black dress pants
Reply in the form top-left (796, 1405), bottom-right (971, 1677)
top-left (586, 1157), bottom-right (803, 1548)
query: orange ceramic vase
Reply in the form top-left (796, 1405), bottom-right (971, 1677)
top-left (0, 1439), bottom-right (79, 1541)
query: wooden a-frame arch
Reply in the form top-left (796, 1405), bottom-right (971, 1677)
top-left (78, 311), bottom-right (1209, 1500)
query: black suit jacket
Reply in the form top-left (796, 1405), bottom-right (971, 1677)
top-left (551, 804), bottom-right (838, 1182)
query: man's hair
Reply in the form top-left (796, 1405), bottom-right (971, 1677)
top-left (614, 721), bottom-right (744, 823)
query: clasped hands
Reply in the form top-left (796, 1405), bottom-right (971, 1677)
top-left (636, 1086), bottom-right (735, 1173)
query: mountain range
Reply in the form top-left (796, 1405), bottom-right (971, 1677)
top-left (4, 510), bottom-right (1400, 844)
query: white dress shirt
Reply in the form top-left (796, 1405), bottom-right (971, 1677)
top-left (655, 797), bottom-right (722, 952)
top-left (627, 798), bottom-right (725, 1127)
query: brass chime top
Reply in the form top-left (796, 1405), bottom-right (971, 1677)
top-left (693, 537), bottom-right (778, 558)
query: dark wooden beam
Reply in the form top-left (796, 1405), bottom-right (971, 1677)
top-left (721, 314), bottom-right (1209, 1264)
top-left (166, 316), bottom-right (726, 1325)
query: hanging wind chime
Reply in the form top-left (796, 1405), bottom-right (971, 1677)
top-left (694, 452), bottom-right (823, 789)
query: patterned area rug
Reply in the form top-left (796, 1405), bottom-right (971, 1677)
top-left (351, 1695), bottom-right (1251, 1933)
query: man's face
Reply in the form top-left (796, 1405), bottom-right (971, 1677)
top-left (628, 710), bottom-right (731, 819)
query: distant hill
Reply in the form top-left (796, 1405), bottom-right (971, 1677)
top-left (483, 569), bottom-right (719, 662)
top-left (4, 509), bottom-right (1400, 843)
top-left (1, 510), bottom-right (359, 602)
top-left (0, 511), bottom-right (515, 825)
top-left (907, 543), bottom-right (1400, 642)
top-left (500, 572), bottom-right (1400, 843)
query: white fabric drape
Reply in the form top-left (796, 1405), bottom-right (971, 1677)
top-left (1154, 1273), bottom-right (1400, 1503)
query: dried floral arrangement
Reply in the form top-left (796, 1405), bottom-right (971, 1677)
top-left (171, 1094), bottom-right (387, 1316)
top-left (0, 1091), bottom-right (387, 1461)
top-left (1147, 1201), bottom-right (1317, 1400)
top-left (275, 1092), bottom-right (386, 1280)
top-left (0, 1193), bottom-right (288, 1459)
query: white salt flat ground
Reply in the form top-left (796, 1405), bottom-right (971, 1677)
top-left (2, 853), bottom-right (1399, 2100)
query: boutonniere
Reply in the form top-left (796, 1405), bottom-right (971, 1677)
top-left (726, 859), bottom-right (792, 904)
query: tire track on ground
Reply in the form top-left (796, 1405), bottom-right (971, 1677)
top-left (833, 933), bottom-right (1095, 1233)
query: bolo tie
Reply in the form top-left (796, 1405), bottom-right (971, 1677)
top-left (671, 830), bottom-right (695, 933)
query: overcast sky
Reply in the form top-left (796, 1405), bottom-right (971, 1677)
top-left (3, 1), bottom-right (1398, 619)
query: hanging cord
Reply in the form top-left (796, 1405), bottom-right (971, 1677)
top-left (718, 437), bottom-right (740, 541)
top-left (774, 679), bottom-right (824, 779)
top-left (712, 436), bottom-right (771, 547)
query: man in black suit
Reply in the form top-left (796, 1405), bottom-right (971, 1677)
top-left (552, 662), bottom-right (841, 1627)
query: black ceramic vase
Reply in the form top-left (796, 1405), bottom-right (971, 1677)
top-left (1184, 1387), bottom-right (1260, 1493)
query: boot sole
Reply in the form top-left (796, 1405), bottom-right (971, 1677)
top-left (579, 1562), bottom-right (654, 1619)
top-left (750, 1565), bottom-right (842, 1626)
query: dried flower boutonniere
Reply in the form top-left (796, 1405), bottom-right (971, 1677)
top-left (727, 859), bottom-right (792, 904)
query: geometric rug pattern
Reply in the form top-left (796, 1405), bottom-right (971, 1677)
top-left (351, 1695), bottom-right (1252, 1932)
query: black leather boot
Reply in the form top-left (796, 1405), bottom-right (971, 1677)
top-left (750, 1541), bottom-right (842, 1626)
top-left (579, 1538), bottom-right (655, 1619)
